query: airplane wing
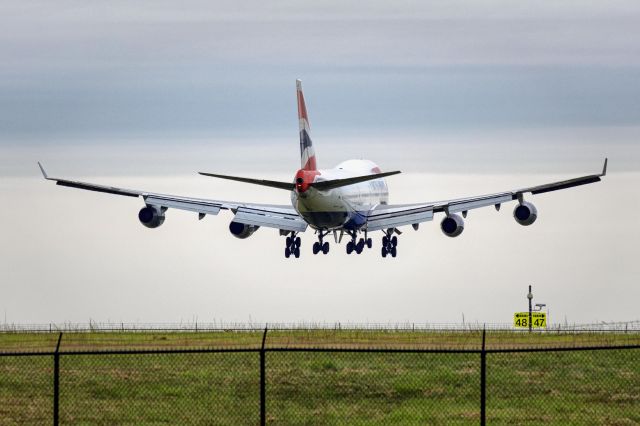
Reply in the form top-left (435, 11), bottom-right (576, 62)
top-left (38, 163), bottom-right (308, 233)
top-left (365, 159), bottom-right (607, 232)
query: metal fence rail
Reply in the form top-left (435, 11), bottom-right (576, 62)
top-left (1, 330), bottom-right (638, 425)
top-left (2, 320), bottom-right (639, 333)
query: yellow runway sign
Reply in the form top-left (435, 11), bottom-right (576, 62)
top-left (514, 312), bottom-right (547, 328)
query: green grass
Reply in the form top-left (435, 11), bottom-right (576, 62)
top-left (2, 329), bottom-right (638, 353)
top-left (0, 330), bottom-right (638, 424)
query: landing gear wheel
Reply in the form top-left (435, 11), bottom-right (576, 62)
top-left (381, 231), bottom-right (398, 258)
top-left (346, 241), bottom-right (354, 254)
top-left (285, 247), bottom-right (291, 258)
top-left (294, 247), bottom-right (300, 258)
top-left (295, 237), bottom-right (301, 248)
top-left (356, 239), bottom-right (365, 254)
top-left (366, 238), bottom-right (373, 249)
top-left (322, 242), bottom-right (330, 254)
top-left (313, 242), bottom-right (320, 255)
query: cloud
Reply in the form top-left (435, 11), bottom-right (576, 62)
top-left (2, 1), bottom-right (640, 137)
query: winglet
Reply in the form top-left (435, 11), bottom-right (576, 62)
top-left (37, 162), bottom-right (49, 179)
top-left (601, 158), bottom-right (608, 177)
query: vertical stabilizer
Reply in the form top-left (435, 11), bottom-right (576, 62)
top-left (297, 79), bottom-right (317, 171)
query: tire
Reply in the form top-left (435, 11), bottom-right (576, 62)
top-left (366, 238), bottom-right (372, 249)
top-left (294, 247), bottom-right (300, 258)
top-left (382, 236), bottom-right (388, 246)
top-left (381, 247), bottom-right (387, 258)
top-left (286, 236), bottom-right (292, 247)
top-left (357, 239), bottom-right (365, 252)
top-left (322, 242), bottom-right (330, 254)
top-left (285, 247), bottom-right (291, 258)
top-left (313, 242), bottom-right (320, 255)
top-left (295, 237), bottom-right (301, 247)
top-left (391, 247), bottom-right (397, 258)
top-left (346, 241), bottom-right (354, 254)
top-left (391, 236), bottom-right (398, 247)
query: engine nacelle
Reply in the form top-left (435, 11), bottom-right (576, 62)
top-left (513, 201), bottom-right (538, 226)
top-left (229, 221), bottom-right (260, 239)
top-left (138, 205), bottom-right (165, 228)
top-left (440, 214), bottom-right (464, 238)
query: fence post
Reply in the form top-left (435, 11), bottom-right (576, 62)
top-left (53, 332), bottom-right (63, 426)
top-left (260, 327), bottom-right (268, 426)
top-left (480, 328), bottom-right (486, 426)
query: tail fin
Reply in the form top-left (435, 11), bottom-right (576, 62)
top-left (297, 79), bottom-right (317, 171)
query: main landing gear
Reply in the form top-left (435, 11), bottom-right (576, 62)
top-left (381, 229), bottom-right (398, 258)
top-left (345, 231), bottom-right (373, 255)
top-left (284, 233), bottom-right (301, 258)
top-left (312, 231), bottom-right (330, 255)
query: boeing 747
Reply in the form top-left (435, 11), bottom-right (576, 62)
top-left (40, 80), bottom-right (607, 258)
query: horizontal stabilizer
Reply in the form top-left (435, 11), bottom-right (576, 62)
top-left (198, 172), bottom-right (296, 190)
top-left (311, 171), bottom-right (401, 191)
top-left (198, 170), bottom-right (401, 191)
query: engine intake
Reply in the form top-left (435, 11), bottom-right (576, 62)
top-left (229, 221), bottom-right (260, 239)
top-left (440, 214), bottom-right (464, 237)
top-left (513, 201), bottom-right (537, 226)
top-left (138, 205), bottom-right (165, 228)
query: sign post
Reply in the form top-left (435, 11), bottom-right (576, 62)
top-left (527, 285), bottom-right (533, 332)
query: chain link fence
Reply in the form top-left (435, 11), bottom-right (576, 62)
top-left (1, 329), bottom-right (638, 425)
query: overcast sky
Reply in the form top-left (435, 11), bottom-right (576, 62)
top-left (1, 1), bottom-right (639, 325)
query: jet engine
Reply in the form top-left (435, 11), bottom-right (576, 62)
top-left (138, 205), bottom-right (165, 228)
top-left (440, 214), bottom-right (464, 237)
top-left (229, 221), bottom-right (260, 239)
top-left (513, 201), bottom-right (538, 226)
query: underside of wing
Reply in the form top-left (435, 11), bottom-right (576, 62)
top-left (366, 158), bottom-right (607, 234)
top-left (365, 204), bottom-right (435, 231)
top-left (38, 163), bottom-right (306, 233)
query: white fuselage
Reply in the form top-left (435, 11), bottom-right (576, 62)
top-left (291, 159), bottom-right (389, 230)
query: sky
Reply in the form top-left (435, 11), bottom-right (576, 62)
top-left (1, 1), bottom-right (639, 326)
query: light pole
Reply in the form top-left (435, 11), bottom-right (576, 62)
top-left (527, 285), bottom-right (533, 332)
top-left (527, 285), bottom-right (547, 332)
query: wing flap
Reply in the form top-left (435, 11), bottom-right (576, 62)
top-left (366, 205), bottom-right (434, 231)
top-left (144, 195), bottom-right (222, 215)
top-left (446, 193), bottom-right (513, 214)
top-left (234, 207), bottom-right (308, 232)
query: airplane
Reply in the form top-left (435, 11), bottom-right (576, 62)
top-left (39, 79), bottom-right (607, 259)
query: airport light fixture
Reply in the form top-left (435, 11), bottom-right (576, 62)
top-left (526, 286), bottom-right (547, 332)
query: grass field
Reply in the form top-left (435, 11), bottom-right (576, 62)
top-left (1, 330), bottom-right (639, 425)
